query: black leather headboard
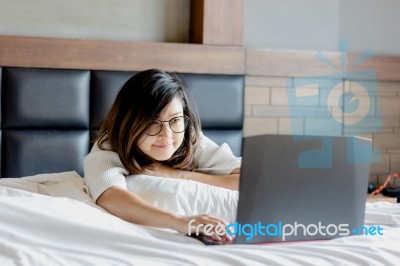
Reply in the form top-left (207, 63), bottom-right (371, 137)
top-left (0, 67), bottom-right (244, 178)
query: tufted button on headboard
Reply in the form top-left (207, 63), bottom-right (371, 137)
top-left (0, 67), bottom-right (244, 178)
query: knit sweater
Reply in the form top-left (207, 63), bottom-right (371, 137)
top-left (83, 133), bottom-right (241, 201)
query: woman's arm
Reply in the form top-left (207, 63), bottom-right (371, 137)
top-left (142, 164), bottom-right (240, 190)
top-left (97, 186), bottom-right (233, 242)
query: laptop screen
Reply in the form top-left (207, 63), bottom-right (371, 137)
top-left (234, 134), bottom-right (371, 244)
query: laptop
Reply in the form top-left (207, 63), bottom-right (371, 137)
top-left (232, 134), bottom-right (372, 244)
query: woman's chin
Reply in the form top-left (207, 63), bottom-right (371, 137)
top-left (150, 152), bottom-right (174, 162)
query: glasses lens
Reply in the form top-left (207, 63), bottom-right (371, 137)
top-left (169, 116), bottom-right (187, 133)
top-left (146, 116), bottom-right (188, 136)
top-left (146, 120), bottom-right (162, 136)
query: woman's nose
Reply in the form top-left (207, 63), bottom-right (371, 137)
top-left (158, 122), bottom-right (173, 137)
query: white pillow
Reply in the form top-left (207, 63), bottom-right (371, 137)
top-left (126, 174), bottom-right (238, 223)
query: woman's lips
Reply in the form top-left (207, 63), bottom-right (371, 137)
top-left (153, 143), bottom-right (173, 148)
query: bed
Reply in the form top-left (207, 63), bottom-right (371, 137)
top-left (0, 36), bottom-right (400, 266)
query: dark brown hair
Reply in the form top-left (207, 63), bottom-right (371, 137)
top-left (96, 69), bottom-right (201, 174)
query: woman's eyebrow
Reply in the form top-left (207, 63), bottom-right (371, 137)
top-left (166, 111), bottom-right (183, 119)
top-left (156, 112), bottom-right (183, 120)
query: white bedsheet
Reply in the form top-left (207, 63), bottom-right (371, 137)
top-left (1, 172), bottom-right (400, 266)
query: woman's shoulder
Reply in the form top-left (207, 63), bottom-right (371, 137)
top-left (195, 131), bottom-right (213, 147)
top-left (194, 131), bottom-right (237, 158)
top-left (84, 139), bottom-right (126, 170)
top-left (86, 137), bottom-right (118, 160)
top-left (192, 131), bottom-right (241, 174)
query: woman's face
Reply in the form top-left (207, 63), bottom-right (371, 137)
top-left (137, 97), bottom-right (185, 161)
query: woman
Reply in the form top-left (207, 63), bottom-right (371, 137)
top-left (84, 69), bottom-right (240, 242)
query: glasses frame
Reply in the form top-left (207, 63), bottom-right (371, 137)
top-left (145, 115), bottom-right (189, 136)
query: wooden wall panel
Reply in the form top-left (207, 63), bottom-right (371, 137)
top-left (190, 0), bottom-right (204, 44)
top-left (0, 35), bottom-right (245, 74)
top-left (348, 53), bottom-right (400, 81)
top-left (190, 0), bottom-right (243, 46)
top-left (247, 48), bottom-right (400, 81)
top-left (247, 48), bottom-right (342, 78)
top-left (2, 35), bottom-right (399, 80)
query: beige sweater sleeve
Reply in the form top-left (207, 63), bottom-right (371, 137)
top-left (193, 132), bottom-right (242, 175)
top-left (83, 143), bottom-right (129, 202)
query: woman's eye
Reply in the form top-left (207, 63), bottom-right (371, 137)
top-left (170, 117), bottom-right (181, 124)
top-left (150, 121), bottom-right (159, 127)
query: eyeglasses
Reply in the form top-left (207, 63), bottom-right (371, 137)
top-left (145, 116), bottom-right (189, 136)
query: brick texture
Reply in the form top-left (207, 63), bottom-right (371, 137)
top-left (244, 75), bottom-right (400, 184)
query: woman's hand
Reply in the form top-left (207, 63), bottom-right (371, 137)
top-left (173, 214), bottom-right (234, 244)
